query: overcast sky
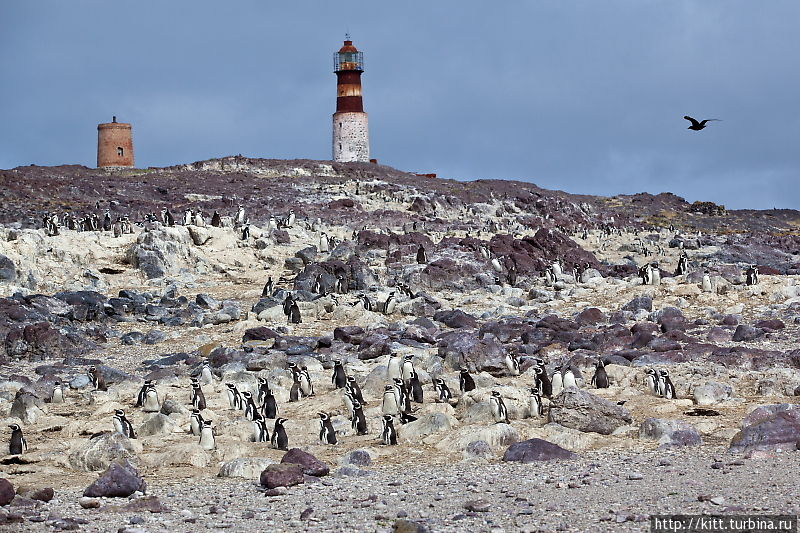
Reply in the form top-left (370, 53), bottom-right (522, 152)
top-left (1, 2), bottom-right (799, 209)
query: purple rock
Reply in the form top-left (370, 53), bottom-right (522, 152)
top-left (0, 479), bottom-right (14, 506)
top-left (260, 464), bottom-right (305, 489)
top-left (502, 438), bottom-right (577, 462)
top-left (280, 448), bottom-right (330, 477)
top-left (83, 460), bottom-right (146, 498)
top-left (730, 404), bottom-right (800, 453)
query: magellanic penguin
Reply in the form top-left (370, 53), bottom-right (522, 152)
top-left (351, 400), bottom-right (368, 435)
top-left (271, 418), bottom-right (289, 450)
top-left (50, 381), bottom-right (65, 404)
top-left (380, 415), bottom-right (398, 445)
top-left (283, 293), bottom-right (295, 318)
top-left (262, 277), bottom-right (274, 298)
top-left (135, 380), bottom-right (153, 408)
top-left (383, 291), bottom-right (397, 315)
top-left (504, 352), bottom-right (520, 376)
top-left (401, 355), bottom-right (415, 386)
top-left (225, 383), bottom-right (242, 410)
top-left (459, 368), bottom-right (476, 393)
top-left (261, 387), bottom-right (278, 419)
top-left (393, 378), bottom-right (411, 415)
top-left (416, 245), bottom-right (427, 264)
top-left (199, 419), bottom-right (215, 450)
top-left (88, 366), bottom-right (107, 391)
top-left (113, 409), bottom-right (136, 439)
top-left (489, 390), bottom-right (509, 424)
top-left (551, 367), bottom-right (564, 396)
top-left (318, 412), bottom-right (337, 445)
top-left (382, 385), bottom-right (400, 416)
top-left (345, 376), bottom-right (366, 406)
top-left (528, 387), bottom-right (543, 418)
top-left (745, 265), bottom-right (759, 286)
top-left (289, 302), bottom-right (302, 324)
top-left (257, 377), bottom-right (271, 406)
top-left (299, 366), bottom-right (314, 397)
top-left (332, 360), bottom-right (347, 389)
top-left (190, 378), bottom-right (206, 410)
top-left (409, 371), bottom-right (424, 404)
top-left (199, 361), bottom-right (214, 385)
top-left (255, 418), bottom-right (270, 443)
top-left (660, 370), bottom-right (676, 399)
top-left (190, 409), bottom-right (205, 436)
top-left (387, 354), bottom-right (403, 382)
top-left (8, 424), bottom-right (27, 455)
top-left (142, 383), bottom-right (160, 412)
top-left (591, 360), bottom-right (609, 389)
top-left (433, 378), bottom-right (453, 403)
top-left (242, 391), bottom-right (258, 421)
top-left (534, 365), bottom-right (553, 398)
top-left (343, 390), bottom-right (356, 420)
top-left (644, 368), bottom-right (660, 396)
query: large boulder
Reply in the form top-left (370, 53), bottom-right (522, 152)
top-left (280, 448), bottom-right (329, 477)
top-left (10, 391), bottom-right (45, 424)
top-left (259, 463), bottom-right (305, 489)
top-left (639, 418), bottom-right (702, 448)
top-left (437, 331), bottom-right (506, 373)
top-left (433, 310), bottom-right (478, 329)
top-left (83, 459), bottom-right (146, 498)
top-left (548, 387), bottom-right (632, 434)
top-left (127, 226), bottom-right (192, 279)
top-left (68, 432), bottom-right (142, 472)
top-left (729, 404), bottom-right (800, 453)
top-left (218, 458), bottom-right (276, 479)
top-left (502, 438), bottom-right (577, 462)
top-left (0, 254), bottom-right (16, 282)
top-left (693, 382), bottom-right (734, 405)
top-left (0, 479), bottom-right (14, 506)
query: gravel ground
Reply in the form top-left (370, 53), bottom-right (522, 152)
top-left (3, 445), bottom-right (799, 533)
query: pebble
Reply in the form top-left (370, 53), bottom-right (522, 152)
top-left (78, 497), bottom-right (100, 509)
top-left (464, 499), bottom-right (491, 512)
top-left (627, 473), bottom-right (644, 480)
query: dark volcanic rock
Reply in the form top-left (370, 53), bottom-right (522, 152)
top-left (333, 326), bottom-right (364, 345)
top-left (576, 307), bottom-right (605, 325)
top-left (622, 296), bottom-right (652, 313)
top-left (438, 331), bottom-right (506, 373)
top-left (242, 327), bottom-right (279, 342)
top-left (0, 255), bottom-right (15, 282)
top-left (259, 463), bottom-right (305, 489)
top-left (732, 324), bottom-right (764, 342)
top-left (83, 460), bottom-right (146, 498)
top-left (433, 310), bottom-right (478, 329)
top-left (280, 448), bottom-right (330, 477)
top-left (502, 438), bottom-right (577, 462)
top-left (357, 334), bottom-right (390, 360)
top-left (0, 479), bottom-right (13, 506)
top-left (729, 404), bottom-right (800, 453)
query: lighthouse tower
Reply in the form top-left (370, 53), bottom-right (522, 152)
top-left (97, 116), bottom-right (135, 168)
top-left (332, 38), bottom-right (370, 163)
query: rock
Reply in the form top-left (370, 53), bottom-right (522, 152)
top-left (127, 226), bottom-right (191, 279)
top-left (433, 310), bottom-right (478, 329)
top-left (464, 440), bottom-right (493, 459)
top-left (693, 382), bottom-right (734, 405)
top-left (398, 412), bottom-right (457, 442)
top-left (333, 326), bottom-right (364, 344)
top-left (10, 391), bottom-right (45, 424)
top-left (0, 254), bottom-right (16, 281)
top-left (159, 398), bottom-right (189, 416)
top-left (502, 438), bottom-right (577, 462)
top-left (576, 307), bottom-right (605, 325)
top-left (280, 448), bottom-right (329, 477)
top-left (68, 432), bottom-right (141, 472)
top-left (187, 226), bottom-right (211, 246)
top-left (548, 388), bottom-right (632, 434)
top-left (0, 479), bottom-right (13, 506)
top-left (730, 404), bottom-right (800, 453)
top-left (142, 330), bottom-right (166, 345)
top-left (639, 418), bottom-right (702, 447)
top-left (732, 324), bottom-right (763, 342)
top-left (755, 319), bottom-right (785, 331)
top-left (242, 327), bottom-right (279, 342)
top-left (78, 497), bottom-right (100, 509)
top-left (83, 460), bottom-right (146, 498)
top-left (218, 458), bottom-right (276, 479)
top-left (344, 449), bottom-right (372, 467)
top-left (357, 334), bottom-right (390, 360)
top-left (438, 331), bottom-right (506, 373)
top-left (259, 463), bottom-right (305, 489)
top-left (622, 296), bottom-right (652, 312)
top-left (16, 487), bottom-right (53, 502)
top-left (463, 499), bottom-right (490, 512)
top-left (137, 413), bottom-right (175, 437)
top-left (195, 293), bottom-right (220, 310)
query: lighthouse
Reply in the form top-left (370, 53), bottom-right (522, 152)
top-left (97, 116), bottom-right (135, 168)
top-left (332, 38), bottom-right (370, 163)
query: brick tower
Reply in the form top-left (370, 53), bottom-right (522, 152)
top-left (332, 38), bottom-right (370, 163)
top-left (97, 116), bottom-right (135, 168)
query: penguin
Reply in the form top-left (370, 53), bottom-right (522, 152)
top-left (163, 209), bottom-right (175, 227)
top-left (701, 272), bottom-right (713, 292)
top-left (286, 209), bottom-right (295, 228)
top-left (183, 209), bottom-right (192, 225)
top-left (416, 245), bottom-right (427, 264)
top-left (381, 385), bottom-right (400, 416)
top-left (261, 277), bottom-right (274, 298)
top-left (343, 390), bottom-right (356, 420)
top-left (199, 361), bottom-right (214, 385)
top-left (534, 365), bottom-right (553, 398)
top-left (88, 366), bottom-right (107, 391)
top-left (211, 211), bottom-right (222, 227)
top-left (271, 418), bottom-right (289, 450)
top-left (225, 383), bottom-right (242, 410)
top-left (489, 390), bottom-right (509, 424)
top-left (335, 274), bottom-right (347, 294)
top-left (351, 400), bottom-right (368, 435)
top-left (383, 291), bottom-right (397, 315)
top-left (745, 265), bottom-right (759, 286)
top-left (193, 210), bottom-right (205, 227)
top-left (319, 232), bottom-right (329, 253)
top-left (504, 352), bottom-right (520, 376)
top-left (591, 360), bottom-right (609, 389)
top-left (491, 256), bottom-right (503, 273)
top-left (50, 381), bottom-right (64, 404)
top-left (551, 261), bottom-right (563, 278)
top-left (142, 383), bottom-right (160, 412)
top-left (380, 415), bottom-right (398, 445)
top-left (261, 387), bottom-right (278, 419)
top-left (528, 387), bottom-right (543, 418)
top-left (649, 262), bottom-right (661, 285)
top-left (113, 409), bottom-right (136, 439)
top-left (506, 264), bottom-right (517, 286)
top-left (551, 367), bottom-right (564, 396)
top-left (660, 370), bottom-right (676, 399)
top-left (409, 370), bottom-right (424, 404)
top-left (359, 294), bottom-right (373, 312)
top-left (289, 302), bottom-right (302, 324)
top-left (235, 205), bottom-right (246, 226)
top-left (433, 378), bottom-right (452, 403)
top-left (282, 293), bottom-right (295, 317)
top-left (289, 380), bottom-right (301, 402)
top-left (299, 366), bottom-right (314, 397)
top-left (387, 354), bottom-right (403, 382)
top-left (256, 377), bottom-right (271, 406)
top-left (459, 368), bottom-right (476, 393)
top-left (675, 253), bottom-right (688, 276)
top-left (393, 378), bottom-right (411, 414)
top-left (135, 380), bottom-right (153, 408)
top-left (242, 391), bottom-right (258, 420)
top-left (8, 424), bottom-right (27, 455)
top-left (318, 412), bottom-right (337, 445)
top-left (102, 210), bottom-right (112, 231)
top-left (332, 360), bottom-right (347, 389)
top-left (199, 419), bottom-right (215, 450)
top-left (345, 376), bottom-right (366, 406)
top-left (190, 409), bottom-right (204, 436)
top-left (312, 274), bottom-right (324, 295)
top-left (255, 418), bottom-right (270, 443)
top-left (644, 368), bottom-right (659, 396)
top-left (241, 225), bottom-right (250, 240)
top-left (401, 354), bottom-right (415, 386)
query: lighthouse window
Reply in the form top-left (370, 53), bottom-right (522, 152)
top-left (117, 147), bottom-right (124, 156)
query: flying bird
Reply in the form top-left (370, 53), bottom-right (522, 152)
top-left (683, 115), bottom-right (721, 131)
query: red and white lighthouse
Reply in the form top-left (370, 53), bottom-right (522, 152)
top-left (332, 37), bottom-right (370, 163)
